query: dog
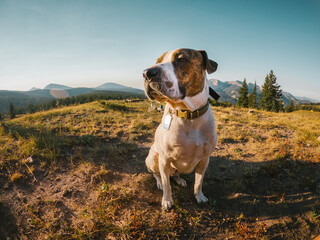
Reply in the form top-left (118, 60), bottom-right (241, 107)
top-left (143, 48), bottom-right (218, 210)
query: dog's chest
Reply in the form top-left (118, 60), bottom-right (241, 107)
top-left (169, 129), bottom-right (212, 173)
top-left (173, 126), bottom-right (212, 154)
top-left (156, 113), bottom-right (215, 173)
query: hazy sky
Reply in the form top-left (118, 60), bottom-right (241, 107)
top-left (1, 0), bottom-right (320, 100)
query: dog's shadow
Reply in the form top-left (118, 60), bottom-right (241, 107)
top-left (139, 149), bottom-right (320, 220)
top-left (178, 155), bottom-right (320, 219)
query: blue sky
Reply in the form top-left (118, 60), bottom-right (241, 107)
top-left (0, 0), bottom-right (320, 100)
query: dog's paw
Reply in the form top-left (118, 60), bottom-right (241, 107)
top-left (162, 197), bottom-right (173, 211)
top-left (195, 192), bottom-right (208, 204)
top-left (173, 176), bottom-right (187, 187)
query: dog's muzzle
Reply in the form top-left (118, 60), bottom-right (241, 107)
top-left (143, 64), bottom-right (187, 102)
top-left (143, 67), bottom-right (167, 101)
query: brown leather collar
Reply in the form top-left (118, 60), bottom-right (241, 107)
top-left (170, 101), bottom-right (210, 120)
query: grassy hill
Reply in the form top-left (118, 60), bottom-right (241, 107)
top-left (0, 100), bottom-right (320, 239)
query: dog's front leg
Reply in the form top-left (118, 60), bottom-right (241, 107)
top-left (159, 157), bottom-right (173, 210)
top-left (194, 157), bottom-right (210, 203)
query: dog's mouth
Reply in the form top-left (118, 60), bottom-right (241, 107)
top-left (144, 77), bottom-right (171, 101)
top-left (144, 78), bottom-right (186, 102)
top-left (144, 79), bottom-right (166, 101)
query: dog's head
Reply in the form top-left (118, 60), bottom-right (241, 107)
top-left (143, 48), bottom-right (218, 103)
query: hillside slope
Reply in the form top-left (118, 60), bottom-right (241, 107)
top-left (0, 100), bottom-right (320, 239)
top-left (0, 90), bottom-right (53, 113)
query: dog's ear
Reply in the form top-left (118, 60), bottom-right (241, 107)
top-left (198, 50), bottom-right (218, 74)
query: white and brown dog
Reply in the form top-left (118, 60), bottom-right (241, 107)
top-left (143, 48), bottom-right (218, 210)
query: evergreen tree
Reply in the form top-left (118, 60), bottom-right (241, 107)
top-left (248, 81), bottom-right (258, 109)
top-left (274, 84), bottom-right (283, 112)
top-left (286, 100), bottom-right (295, 112)
top-left (49, 99), bottom-right (57, 109)
top-left (278, 97), bottom-right (284, 112)
top-left (9, 102), bottom-right (16, 119)
top-left (260, 70), bottom-right (282, 112)
top-left (27, 104), bottom-right (35, 114)
top-left (237, 78), bottom-right (249, 108)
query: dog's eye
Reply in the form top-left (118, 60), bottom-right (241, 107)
top-left (177, 57), bottom-right (187, 63)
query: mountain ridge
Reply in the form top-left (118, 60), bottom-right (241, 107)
top-left (0, 82), bottom-right (145, 113)
top-left (1, 81), bottom-right (318, 114)
top-left (43, 83), bottom-right (72, 90)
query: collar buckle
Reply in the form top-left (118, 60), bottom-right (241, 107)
top-left (173, 101), bottom-right (209, 120)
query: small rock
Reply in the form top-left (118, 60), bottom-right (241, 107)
top-left (317, 136), bottom-right (320, 142)
top-left (26, 157), bottom-right (33, 163)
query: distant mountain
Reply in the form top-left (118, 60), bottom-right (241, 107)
top-left (43, 84), bottom-right (72, 90)
top-left (209, 79), bottom-right (318, 106)
top-left (29, 87), bottom-right (41, 91)
top-left (281, 91), bottom-right (301, 106)
top-left (95, 82), bottom-right (144, 94)
top-left (0, 82), bottom-right (145, 113)
top-left (295, 96), bottom-right (319, 104)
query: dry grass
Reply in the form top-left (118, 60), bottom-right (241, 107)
top-left (9, 172), bottom-right (23, 182)
top-left (0, 100), bottom-right (320, 239)
top-left (214, 107), bottom-right (320, 161)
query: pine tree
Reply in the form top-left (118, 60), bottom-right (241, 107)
top-left (286, 100), bottom-right (295, 112)
top-left (260, 70), bottom-right (282, 112)
top-left (274, 83), bottom-right (283, 112)
top-left (237, 78), bottom-right (249, 108)
top-left (248, 81), bottom-right (258, 109)
top-left (260, 71), bottom-right (274, 111)
top-left (278, 97), bottom-right (284, 112)
top-left (9, 102), bottom-right (16, 119)
top-left (27, 104), bottom-right (35, 114)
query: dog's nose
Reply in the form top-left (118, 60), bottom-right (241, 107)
top-left (143, 67), bottom-right (159, 80)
